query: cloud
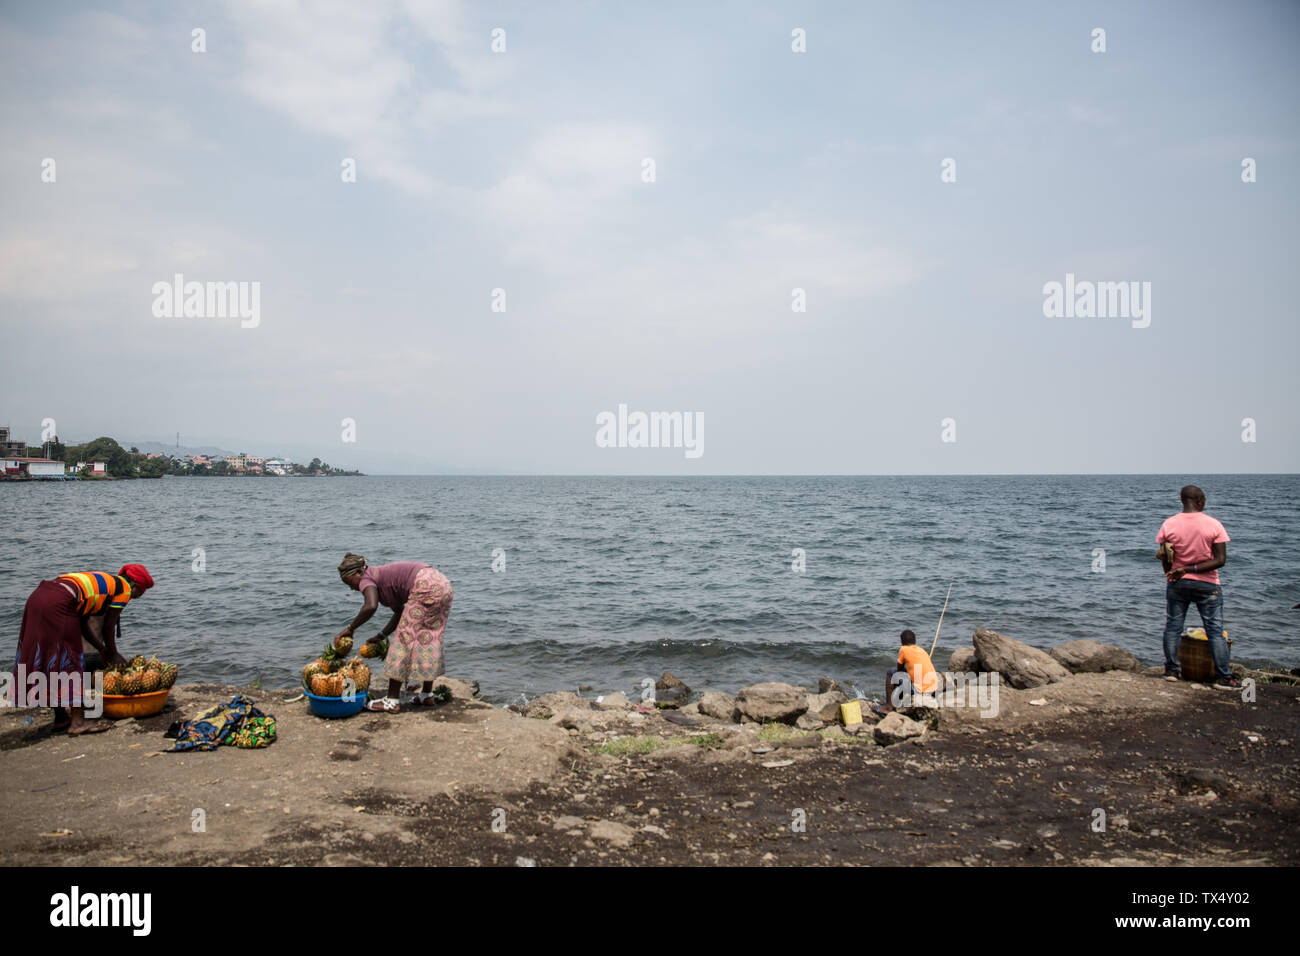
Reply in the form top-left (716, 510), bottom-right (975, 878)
top-left (226, 0), bottom-right (515, 196)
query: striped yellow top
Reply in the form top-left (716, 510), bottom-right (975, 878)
top-left (57, 572), bottom-right (134, 615)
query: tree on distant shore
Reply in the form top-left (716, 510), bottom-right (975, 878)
top-left (138, 457), bottom-right (168, 478)
top-left (64, 436), bottom-right (136, 477)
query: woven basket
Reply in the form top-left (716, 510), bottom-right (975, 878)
top-left (1178, 628), bottom-right (1230, 682)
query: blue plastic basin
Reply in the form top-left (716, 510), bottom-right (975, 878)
top-left (305, 689), bottom-right (368, 718)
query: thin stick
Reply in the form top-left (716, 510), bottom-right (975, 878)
top-left (929, 583), bottom-right (953, 657)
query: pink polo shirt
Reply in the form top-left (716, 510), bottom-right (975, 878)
top-left (1157, 512), bottom-right (1230, 585)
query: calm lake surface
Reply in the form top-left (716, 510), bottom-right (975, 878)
top-left (2, 475), bottom-right (1296, 703)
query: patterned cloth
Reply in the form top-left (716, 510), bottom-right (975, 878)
top-left (383, 567), bottom-right (453, 684)
top-left (227, 716), bottom-right (277, 749)
top-left (56, 572), bottom-right (134, 615)
top-left (13, 580), bottom-right (87, 707)
top-left (165, 695), bottom-right (275, 752)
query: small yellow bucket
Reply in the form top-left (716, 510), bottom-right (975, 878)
top-left (840, 700), bottom-right (863, 725)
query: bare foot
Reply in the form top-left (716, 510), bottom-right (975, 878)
top-left (67, 720), bottom-right (112, 735)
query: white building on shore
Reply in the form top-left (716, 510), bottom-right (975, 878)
top-left (2, 457), bottom-right (67, 478)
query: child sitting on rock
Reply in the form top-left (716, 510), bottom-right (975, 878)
top-left (877, 629), bottom-right (938, 714)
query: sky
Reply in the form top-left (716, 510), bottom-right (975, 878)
top-left (0, 0), bottom-right (1297, 474)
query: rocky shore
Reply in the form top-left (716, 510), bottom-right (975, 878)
top-left (1, 628), bottom-right (1296, 867)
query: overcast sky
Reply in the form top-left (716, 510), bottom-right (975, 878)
top-left (1, 0), bottom-right (1296, 474)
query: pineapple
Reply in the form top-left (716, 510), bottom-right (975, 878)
top-left (346, 661), bottom-right (371, 692)
top-left (302, 658), bottom-right (330, 689)
top-left (311, 673), bottom-right (338, 697)
top-left (160, 662), bottom-right (178, 688)
top-left (333, 634), bottom-right (354, 657)
top-left (358, 638), bottom-right (388, 659)
top-left (351, 660), bottom-right (371, 691)
top-left (119, 670), bottom-right (142, 696)
top-left (130, 655), bottom-right (146, 668)
top-left (103, 671), bottom-right (121, 695)
top-left (140, 669), bottom-right (162, 693)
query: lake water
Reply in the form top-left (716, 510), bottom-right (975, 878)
top-left (2, 475), bottom-right (1296, 703)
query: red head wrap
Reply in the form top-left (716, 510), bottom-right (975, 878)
top-left (118, 564), bottom-right (154, 590)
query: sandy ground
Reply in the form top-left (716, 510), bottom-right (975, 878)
top-left (1, 671), bottom-right (1296, 866)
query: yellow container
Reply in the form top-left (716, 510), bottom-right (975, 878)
top-left (840, 700), bottom-right (863, 725)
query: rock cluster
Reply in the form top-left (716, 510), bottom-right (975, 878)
top-left (513, 631), bottom-right (1152, 748)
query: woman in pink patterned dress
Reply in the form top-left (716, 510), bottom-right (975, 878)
top-left (334, 553), bottom-right (453, 713)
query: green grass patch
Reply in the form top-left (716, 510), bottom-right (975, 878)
top-left (681, 733), bottom-right (726, 749)
top-left (592, 736), bottom-right (662, 756)
top-left (756, 723), bottom-right (798, 742)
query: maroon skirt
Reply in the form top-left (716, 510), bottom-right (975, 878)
top-left (13, 580), bottom-right (86, 707)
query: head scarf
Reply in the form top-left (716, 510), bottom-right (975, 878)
top-left (338, 552), bottom-right (367, 580)
top-left (119, 564), bottom-right (155, 590)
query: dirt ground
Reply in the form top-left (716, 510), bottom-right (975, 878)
top-left (1, 671), bottom-right (1296, 866)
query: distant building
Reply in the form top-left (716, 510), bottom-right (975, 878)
top-left (75, 461), bottom-right (107, 476)
top-left (2, 457), bottom-right (65, 478)
top-left (0, 426), bottom-right (26, 458)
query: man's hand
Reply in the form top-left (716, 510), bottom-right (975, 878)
top-left (1166, 566), bottom-right (1189, 583)
top-left (104, 650), bottom-right (127, 669)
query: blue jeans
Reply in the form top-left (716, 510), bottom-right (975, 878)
top-left (1162, 579), bottom-right (1229, 679)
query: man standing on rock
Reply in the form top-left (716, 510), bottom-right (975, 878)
top-left (1157, 485), bottom-right (1236, 688)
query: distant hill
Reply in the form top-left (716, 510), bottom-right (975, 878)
top-left (124, 440), bottom-right (240, 458)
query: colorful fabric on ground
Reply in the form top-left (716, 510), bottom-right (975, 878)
top-left (383, 567), bottom-right (453, 684)
top-left (56, 572), bottom-right (134, 615)
top-left (165, 695), bottom-right (275, 752)
top-left (12, 580), bottom-right (87, 707)
top-left (227, 715), bottom-right (277, 749)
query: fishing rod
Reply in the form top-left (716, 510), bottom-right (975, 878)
top-left (929, 583), bottom-right (953, 657)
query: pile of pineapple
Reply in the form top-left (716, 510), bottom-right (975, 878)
top-left (104, 655), bottom-right (178, 696)
top-left (302, 634), bottom-right (372, 698)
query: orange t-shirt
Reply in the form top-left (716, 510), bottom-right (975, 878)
top-left (897, 645), bottom-right (938, 693)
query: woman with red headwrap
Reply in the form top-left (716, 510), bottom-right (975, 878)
top-left (11, 564), bottom-right (154, 735)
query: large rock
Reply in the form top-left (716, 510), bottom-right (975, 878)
top-left (735, 682), bottom-right (809, 724)
top-left (873, 711), bottom-right (926, 746)
top-left (422, 676), bottom-right (479, 700)
top-left (698, 691), bottom-right (739, 722)
top-left (795, 712), bottom-right (825, 731)
top-left (947, 646), bottom-right (979, 673)
top-left (654, 672), bottom-right (690, 709)
top-left (806, 689), bottom-right (848, 722)
top-left (523, 691), bottom-right (592, 721)
top-left (972, 627), bottom-right (1071, 689)
top-left (1048, 640), bottom-right (1141, 674)
top-left (596, 692), bottom-right (631, 710)
top-left (818, 677), bottom-right (844, 695)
